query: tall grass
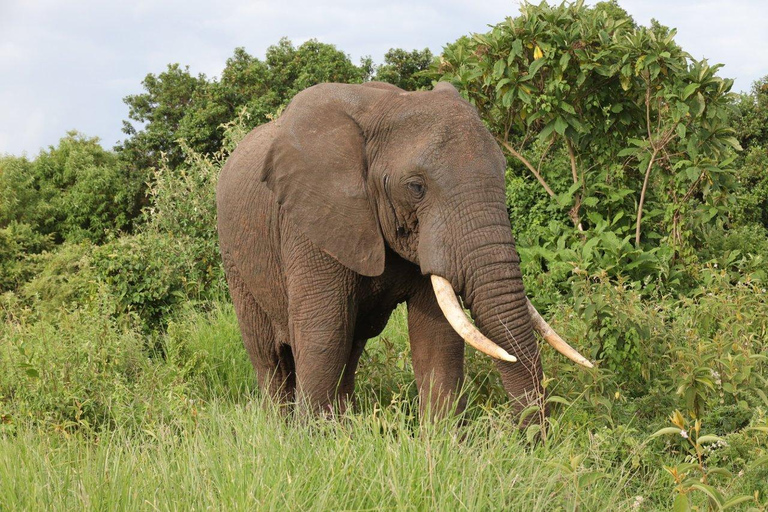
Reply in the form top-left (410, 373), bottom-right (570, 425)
top-left (1, 295), bottom-right (766, 510)
top-left (1, 399), bottom-right (655, 511)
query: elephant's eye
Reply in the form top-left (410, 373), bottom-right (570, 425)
top-left (406, 180), bottom-right (425, 199)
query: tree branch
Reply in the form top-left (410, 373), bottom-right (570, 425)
top-left (634, 148), bottom-right (659, 247)
top-left (497, 138), bottom-right (556, 197)
top-left (566, 139), bottom-right (585, 232)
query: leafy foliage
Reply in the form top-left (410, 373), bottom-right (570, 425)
top-left (0, 133), bottom-right (142, 245)
top-left (120, 64), bottom-right (207, 171)
top-left (374, 48), bottom-right (435, 91)
top-left (0, 223), bottom-right (52, 292)
top-left (433, 1), bottom-right (740, 290)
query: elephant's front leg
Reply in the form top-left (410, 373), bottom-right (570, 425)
top-left (285, 242), bottom-right (359, 416)
top-left (407, 277), bottom-right (467, 420)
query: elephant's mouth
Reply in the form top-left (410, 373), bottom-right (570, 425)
top-left (430, 275), bottom-right (593, 368)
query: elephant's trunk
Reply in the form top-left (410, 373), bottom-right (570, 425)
top-left (460, 234), bottom-right (545, 417)
top-left (421, 193), bottom-right (545, 419)
top-left (420, 185), bottom-right (589, 420)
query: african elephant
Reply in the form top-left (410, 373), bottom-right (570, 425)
top-left (217, 81), bottom-right (591, 421)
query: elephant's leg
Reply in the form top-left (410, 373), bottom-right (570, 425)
top-left (407, 276), bottom-right (467, 420)
top-left (285, 255), bottom-right (358, 415)
top-left (289, 305), bottom-right (357, 415)
top-left (225, 261), bottom-right (294, 404)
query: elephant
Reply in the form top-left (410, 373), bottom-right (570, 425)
top-left (216, 81), bottom-right (592, 421)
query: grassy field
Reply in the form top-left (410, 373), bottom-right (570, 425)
top-left (1, 301), bottom-right (766, 511)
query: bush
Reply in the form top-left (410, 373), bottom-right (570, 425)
top-left (543, 267), bottom-right (768, 422)
top-left (18, 242), bottom-right (97, 313)
top-left (0, 222), bottom-right (52, 292)
top-left (90, 231), bottom-right (212, 331)
top-left (0, 133), bottom-right (143, 245)
top-left (0, 298), bottom-right (167, 433)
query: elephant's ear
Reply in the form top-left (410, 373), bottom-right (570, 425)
top-left (261, 85), bottom-right (386, 277)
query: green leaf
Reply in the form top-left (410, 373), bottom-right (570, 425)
top-left (560, 101), bottom-right (576, 115)
top-left (509, 39), bottom-right (523, 60)
top-left (577, 471), bottom-right (606, 488)
top-left (492, 59), bottom-right (506, 79)
top-left (707, 468), bottom-right (732, 479)
top-left (672, 493), bottom-right (690, 512)
top-left (546, 395), bottom-right (571, 406)
top-left (650, 427), bottom-right (682, 438)
top-left (722, 495), bottom-right (754, 510)
top-left (682, 82), bottom-right (699, 100)
top-left (528, 58), bottom-right (546, 79)
top-left (554, 117), bottom-right (568, 135)
top-left (525, 423), bottom-right (542, 444)
top-left (495, 78), bottom-right (511, 92)
top-left (696, 434), bottom-right (722, 445)
top-left (617, 147), bottom-right (638, 157)
top-left (620, 74), bottom-right (631, 91)
top-left (539, 120), bottom-right (557, 142)
top-left (689, 483), bottom-right (724, 506)
top-left (749, 454), bottom-right (768, 469)
top-left (722, 136), bottom-right (743, 151)
top-left (692, 91), bottom-right (706, 117)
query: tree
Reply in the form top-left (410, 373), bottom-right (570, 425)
top-left (735, 75), bottom-right (768, 150)
top-left (0, 133), bottom-right (141, 244)
top-left (733, 76), bottom-right (768, 228)
top-left (375, 48), bottom-right (434, 90)
top-left (434, 1), bottom-right (739, 280)
top-left (120, 40), bottom-right (367, 169)
top-left (119, 64), bottom-right (206, 171)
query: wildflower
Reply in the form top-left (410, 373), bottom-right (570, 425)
top-left (631, 495), bottom-right (644, 509)
top-left (680, 429), bottom-right (689, 439)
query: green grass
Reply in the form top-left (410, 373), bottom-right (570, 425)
top-left (0, 400), bottom-right (653, 511)
top-left (1, 299), bottom-right (766, 510)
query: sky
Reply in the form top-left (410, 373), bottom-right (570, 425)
top-left (1, 0), bottom-right (767, 157)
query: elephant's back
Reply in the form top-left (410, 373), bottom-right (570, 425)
top-left (217, 122), bottom-right (275, 212)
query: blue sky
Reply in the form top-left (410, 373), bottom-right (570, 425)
top-left (1, 0), bottom-right (766, 156)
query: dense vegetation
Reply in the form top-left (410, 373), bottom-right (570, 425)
top-left (1, 2), bottom-right (767, 509)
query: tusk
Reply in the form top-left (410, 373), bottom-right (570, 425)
top-left (526, 299), bottom-right (594, 368)
top-left (430, 275), bottom-right (517, 363)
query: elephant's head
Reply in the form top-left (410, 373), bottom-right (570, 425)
top-left (261, 81), bottom-right (591, 418)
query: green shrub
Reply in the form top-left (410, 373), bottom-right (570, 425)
top-left (164, 303), bottom-right (256, 399)
top-left (0, 298), bottom-right (172, 433)
top-left (543, 267), bottom-right (768, 421)
top-left (90, 231), bottom-right (207, 331)
top-left (0, 133), bottom-right (142, 245)
top-left (0, 299), bottom-right (257, 435)
top-left (0, 222), bottom-right (52, 292)
top-left (19, 242), bottom-right (97, 312)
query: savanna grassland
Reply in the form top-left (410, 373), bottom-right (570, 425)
top-left (2, 2), bottom-right (768, 510)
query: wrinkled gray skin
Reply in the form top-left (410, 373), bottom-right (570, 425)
top-left (217, 81), bottom-right (543, 420)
